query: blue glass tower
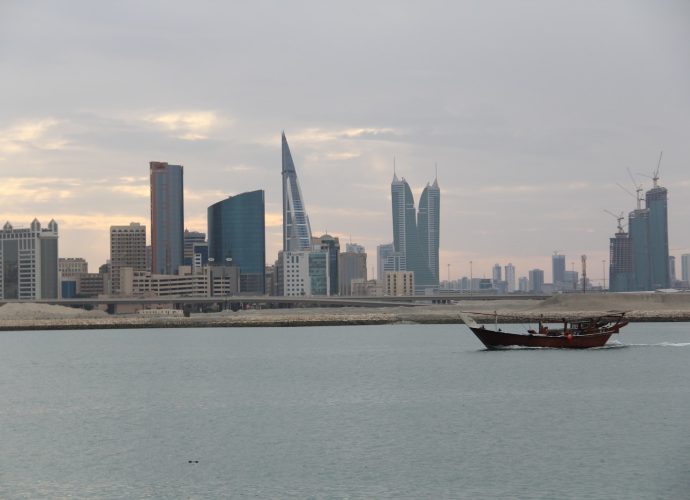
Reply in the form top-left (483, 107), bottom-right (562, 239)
top-left (391, 173), bottom-right (436, 292)
top-left (150, 162), bottom-right (184, 275)
top-left (282, 132), bottom-right (312, 252)
top-left (646, 185), bottom-right (669, 289)
top-left (208, 190), bottom-right (266, 294)
top-left (629, 208), bottom-right (651, 291)
top-left (418, 177), bottom-right (440, 284)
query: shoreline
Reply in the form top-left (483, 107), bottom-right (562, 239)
top-left (2, 306), bottom-right (690, 331)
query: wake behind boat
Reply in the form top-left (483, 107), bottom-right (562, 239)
top-left (459, 312), bottom-right (628, 349)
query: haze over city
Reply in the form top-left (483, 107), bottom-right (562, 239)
top-left (1, 1), bottom-right (689, 283)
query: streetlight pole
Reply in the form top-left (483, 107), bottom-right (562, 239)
top-left (602, 259), bottom-right (606, 291)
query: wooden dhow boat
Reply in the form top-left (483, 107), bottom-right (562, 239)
top-left (459, 312), bottom-right (628, 349)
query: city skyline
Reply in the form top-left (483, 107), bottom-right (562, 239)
top-left (1, 1), bottom-right (689, 283)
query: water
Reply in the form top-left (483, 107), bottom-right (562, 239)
top-left (1, 323), bottom-right (688, 499)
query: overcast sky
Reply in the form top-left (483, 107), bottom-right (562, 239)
top-left (1, 0), bottom-right (689, 283)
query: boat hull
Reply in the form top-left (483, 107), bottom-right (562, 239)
top-left (470, 327), bottom-right (614, 349)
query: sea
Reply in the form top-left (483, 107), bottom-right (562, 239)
top-left (1, 322), bottom-right (688, 499)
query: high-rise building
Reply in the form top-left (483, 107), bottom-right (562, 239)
top-left (183, 230), bottom-right (206, 265)
top-left (418, 178), bottom-right (440, 283)
top-left (552, 252), bottom-right (566, 287)
top-left (504, 263), bottom-right (516, 293)
top-left (518, 276), bottom-right (529, 292)
top-left (0, 219), bottom-right (58, 300)
top-left (318, 234), bottom-right (340, 296)
top-left (391, 173), bottom-right (438, 292)
top-left (282, 250), bottom-right (329, 296)
top-left (682, 254), bottom-right (690, 283)
top-left (339, 244), bottom-right (367, 295)
top-left (110, 222), bottom-right (147, 295)
top-left (492, 264), bottom-right (502, 285)
top-left (609, 228), bottom-right (633, 292)
top-left (668, 256), bottom-right (676, 284)
top-left (528, 269), bottom-right (544, 293)
top-left (282, 133), bottom-right (312, 252)
top-left (646, 181), bottom-right (669, 289)
top-left (150, 161), bottom-right (184, 275)
top-left (377, 243), bottom-right (403, 281)
top-left (208, 190), bottom-right (266, 294)
top-left (628, 207), bottom-right (651, 291)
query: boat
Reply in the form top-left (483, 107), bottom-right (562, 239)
top-left (459, 312), bottom-right (628, 349)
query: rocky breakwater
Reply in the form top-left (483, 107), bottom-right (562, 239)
top-left (1, 294), bottom-right (689, 331)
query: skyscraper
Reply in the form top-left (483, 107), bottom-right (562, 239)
top-left (318, 234), bottom-right (340, 296)
top-left (183, 229), bottom-right (206, 266)
top-left (391, 173), bottom-right (437, 292)
top-left (208, 190), bottom-right (266, 294)
top-left (492, 264), bottom-right (502, 285)
top-left (628, 206), bottom-right (651, 291)
top-left (377, 243), bottom-right (403, 281)
top-left (418, 177), bottom-right (440, 283)
top-left (110, 222), bottom-right (146, 295)
top-left (528, 269), bottom-right (544, 293)
top-left (552, 252), bottom-right (565, 287)
top-left (150, 161), bottom-right (184, 275)
top-left (282, 132), bottom-right (312, 252)
top-left (609, 227), bottom-right (633, 292)
top-left (339, 243), bottom-right (367, 296)
top-left (681, 254), bottom-right (690, 283)
top-left (0, 219), bottom-right (58, 300)
top-left (646, 180), bottom-right (669, 289)
top-left (504, 263), bottom-right (516, 292)
top-left (668, 256), bottom-right (676, 284)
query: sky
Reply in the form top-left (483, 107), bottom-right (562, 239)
top-left (1, 0), bottom-right (689, 284)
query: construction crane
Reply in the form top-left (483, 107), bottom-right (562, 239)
top-left (639, 151), bottom-right (663, 188)
top-left (603, 209), bottom-right (626, 233)
top-left (616, 167), bottom-right (644, 211)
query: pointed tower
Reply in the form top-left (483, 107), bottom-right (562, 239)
top-left (391, 171), bottom-right (436, 292)
top-left (282, 132), bottom-right (313, 251)
top-left (418, 174), bottom-right (440, 284)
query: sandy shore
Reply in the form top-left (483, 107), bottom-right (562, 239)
top-left (1, 294), bottom-right (690, 331)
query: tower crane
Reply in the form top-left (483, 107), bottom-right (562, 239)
top-left (603, 209), bottom-right (626, 233)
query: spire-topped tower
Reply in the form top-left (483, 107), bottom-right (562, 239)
top-left (282, 132), bottom-right (313, 251)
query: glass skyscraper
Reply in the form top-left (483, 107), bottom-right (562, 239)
top-left (646, 184), bottom-right (669, 289)
top-left (391, 173), bottom-right (438, 292)
top-left (628, 207), bottom-right (651, 291)
top-left (282, 132), bottom-right (312, 252)
top-left (150, 161), bottom-right (184, 275)
top-left (418, 178), bottom-right (440, 284)
top-left (208, 190), bottom-right (266, 294)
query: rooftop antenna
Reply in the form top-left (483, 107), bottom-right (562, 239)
top-left (604, 209), bottom-right (626, 233)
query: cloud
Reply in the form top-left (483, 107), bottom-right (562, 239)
top-left (145, 111), bottom-right (221, 140)
top-left (266, 211), bottom-right (282, 227)
top-left (0, 118), bottom-right (66, 155)
top-left (0, 177), bottom-right (78, 203)
top-left (279, 126), bottom-right (402, 145)
top-left (110, 185), bottom-right (150, 198)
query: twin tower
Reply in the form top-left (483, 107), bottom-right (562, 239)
top-left (282, 132), bottom-right (440, 292)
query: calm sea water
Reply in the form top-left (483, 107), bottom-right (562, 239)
top-left (1, 322), bottom-right (688, 499)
